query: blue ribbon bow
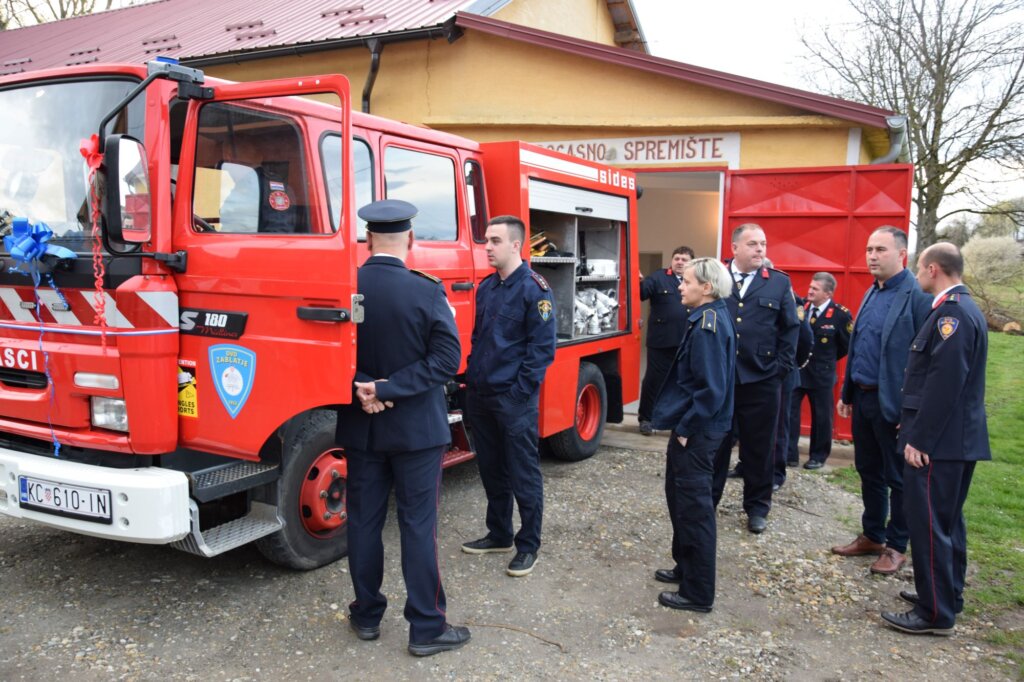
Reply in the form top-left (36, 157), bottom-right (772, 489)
top-left (3, 217), bottom-right (77, 266)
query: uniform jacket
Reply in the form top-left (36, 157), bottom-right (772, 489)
top-left (466, 262), bottom-right (556, 403)
top-left (335, 255), bottom-right (461, 452)
top-left (799, 299), bottom-right (852, 389)
top-left (640, 268), bottom-right (687, 348)
top-left (841, 270), bottom-right (931, 423)
top-left (724, 262), bottom-right (800, 384)
top-left (651, 299), bottom-right (735, 437)
top-left (898, 286), bottom-right (991, 461)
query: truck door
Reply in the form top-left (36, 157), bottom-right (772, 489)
top-left (376, 137), bottom-right (477, 364)
top-left (721, 163), bottom-right (914, 440)
top-left (172, 76), bottom-right (356, 457)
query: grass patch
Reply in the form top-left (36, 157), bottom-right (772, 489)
top-left (826, 466), bottom-right (860, 495)
top-left (964, 332), bottom-right (1024, 614)
top-left (984, 628), bottom-right (1024, 678)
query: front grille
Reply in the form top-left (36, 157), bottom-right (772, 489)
top-left (0, 367), bottom-right (48, 389)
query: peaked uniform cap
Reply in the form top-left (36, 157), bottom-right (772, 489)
top-left (358, 199), bottom-right (418, 233)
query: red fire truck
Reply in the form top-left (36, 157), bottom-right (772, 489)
top-left (0, 60), bottom-right (640, 569)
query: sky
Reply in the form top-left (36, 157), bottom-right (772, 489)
top-left (629, 0), bottom-right (1024, 230)
top-left (629, 0), bottom-right (855, 91)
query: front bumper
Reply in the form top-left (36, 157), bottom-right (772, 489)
top-left (0, 447), bottom-right (190, 544)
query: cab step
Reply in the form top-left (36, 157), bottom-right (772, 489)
top-left (188, 460), bottom-right (279, 503)
top-left (170, 500), bottom-right (282, 558)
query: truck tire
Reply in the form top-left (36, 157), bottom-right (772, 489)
top-left (256, 410), bottom-right (348, 570)
top-left (545, 362), bottom-right (607, 462)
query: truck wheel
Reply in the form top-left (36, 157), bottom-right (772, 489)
top-left (256, 410), bottom-right (348, 570)
top-left (546, 362), bottom-right (607, 462)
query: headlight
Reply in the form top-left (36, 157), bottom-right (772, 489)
top-left (91, 396), bottom-right (129, 432)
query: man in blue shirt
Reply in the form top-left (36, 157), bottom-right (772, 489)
top-left (832, 227), bottom-right (931, 575)
top-left (462, 215), bottom-right (557, 578)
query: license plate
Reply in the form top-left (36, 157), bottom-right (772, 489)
top-left (19, 476), bottom-right (112, 524)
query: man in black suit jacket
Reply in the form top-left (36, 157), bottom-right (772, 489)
top-left (881, 243), bottom-right (990, 636)
top-left (335, 200), bottom-right (470, 657)
top-left (788, 272), bottom-right (851, 469)
top-left (638, 245), bottom-right (695, 435)
top-left (710, 224), bottom-right (800, 534)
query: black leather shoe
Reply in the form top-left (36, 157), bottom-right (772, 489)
top-left (880, 610), bottom-right (953, 636)
top-left (639, 420), bottom-right (654, 436)
top-left (461, 536), bottom-right (514, 554)
top-left (899, 590), bottom-right (919, 606)
top-left (654, 568), bottom-right (682, 584)
top-left (408, 624), bottom-right (471, 657)
top-left (658, 592), bottom-right (712, 612)
top-left (803, 460), bottom-right (825, 470)
top-left (507, 551), bottom-right (537, 576)
top-left (772, 481), bottom-right (783, 492)
top-left (786, 459), bottom-right (799, 468)
top-left (726, 467), bottom-right (742, 479)
top-left (349, 618), bottom-right (380, 641)
top-left (899, 590), bottom-right (962, 614)
top-left (748, 516), bottom-right (767, 534)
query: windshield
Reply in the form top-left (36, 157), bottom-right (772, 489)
top-left (0, 78), bottom-right (144, 250)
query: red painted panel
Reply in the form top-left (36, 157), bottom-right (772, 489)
top-left (723, 164), bottom-right (913, 442)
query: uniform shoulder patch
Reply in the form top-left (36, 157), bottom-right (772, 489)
top-left (938, 315), bottom-right (959, 340)
top-left (701, 309), bottom-right (717, 332)
top-left (410, 269), bottom-right (441, 284)
top-left (947, 293), bottom-right (961, 303)
top-left (529, 271), bottom-right (550, 291)
top-left (837, 303), bottom-right (851, 314)
top-left (796, 305), bottom-right (806, 322)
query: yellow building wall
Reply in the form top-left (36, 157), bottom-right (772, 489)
top-left (206, 29), bottom-right (887, 170)
top-left (493, 0), bottom-right (618, 45)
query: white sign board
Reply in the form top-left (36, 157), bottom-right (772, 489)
top-left (536, 133), bottom-right (740, 169)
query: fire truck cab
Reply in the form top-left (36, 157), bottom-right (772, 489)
top-left (0, 61), bottom-right (640, 569)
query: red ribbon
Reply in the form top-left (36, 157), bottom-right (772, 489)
top-left (79, 134), bottom-right (103, 172)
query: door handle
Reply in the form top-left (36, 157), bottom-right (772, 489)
top-left (451, 281), bottom-right (475, 291)
top-left (297, 306), bottom-right (350, 322)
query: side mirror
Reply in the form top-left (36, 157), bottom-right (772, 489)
top-left (104, 134), bottom-right (152, 244)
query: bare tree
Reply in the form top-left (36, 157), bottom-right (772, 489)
top-left (1, 0), bottom-right (124, 29)
top-left (803, 0), bottom-right (1024, 251)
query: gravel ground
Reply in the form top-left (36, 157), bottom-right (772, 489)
top-left (0, 439), bottom-right (1019, 681)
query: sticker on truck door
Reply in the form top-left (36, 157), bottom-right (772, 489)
top-left (209, 344), bottom-right (256, 419)
top-left (177, 359), bottom-right (198, 418)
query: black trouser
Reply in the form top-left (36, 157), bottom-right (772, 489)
top-left (789, 384), bottom-right (835, 464)
top-left (712, 375), bottom-right (781, 518)
top-left (773, 369), bottom-right (799, 485)
top-left (851, 387), bottom-right (907, 553)
top-left (465, 389), bottom-right (544, 554)
top-left (347, 445), bottom-right (447, 644)
top-left (638, 346), bottom-right (676, 423)
top-left (665, 430), bottom-right (726, 606)
top-left (905, 460), bottom-right (975, 627)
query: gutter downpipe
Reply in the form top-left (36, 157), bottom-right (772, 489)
top-left (871, 115), bottom-right (908, 164)
top-left (362, 39), bottom-right (382, 114)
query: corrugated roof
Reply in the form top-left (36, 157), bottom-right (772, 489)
top-left (452, 13), bottom-right (896, 128)
top-left (0, 0), bottom-right (489, 75)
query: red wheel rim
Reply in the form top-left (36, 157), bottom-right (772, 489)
top-left (298, 448), bottom-right (347, 537)
top-left (575, 384), bottom-right (601, 442)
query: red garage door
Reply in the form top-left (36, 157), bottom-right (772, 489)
top-left (722, 163), bottom-right (914, 441)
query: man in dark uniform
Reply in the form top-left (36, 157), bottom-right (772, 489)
top-left (650, 257), bottom-right (735, 613)
top-left (832, 227), bottom-right (931, 575)
top-left (772, 287), bottom-right (813, 491)
top-left (711, 223), bottom-right (799, 534)
top-left (788, 272), bottom-right (852, 470)
top-left (462, 215), bottom-right (557, 578)
top-left (881, 243), bottom-right (990, 636)
top-left (335, 200), bottom-right (470, 657)
top-left (638, 245), bottom-right (695, 435)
